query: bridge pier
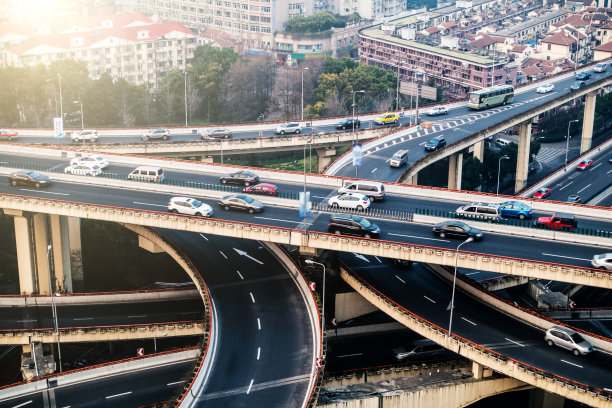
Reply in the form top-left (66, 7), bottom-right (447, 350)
top-left (580, 91), bottom-right (597, 154)
top-left (316, 147), bottom-right (336, 173)
top-left (448, 153), bottom-right (463, 190)
top-left (471, 140), bottom-right (485, 162)
top-left (406, 171), bottom-right (419, 185)
top-left (529, 388), bottom-right (565, 408)
top-left (4, 211), bottom-right (80, 294)
top-left (514, 120), bottom-right (532, 193)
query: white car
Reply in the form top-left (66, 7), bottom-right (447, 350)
top-left (536, 83), bottom-right (554, 94)
top-left (71, 129), bottom-right (99, 143)
top-left (328, 193), bottom-right (371, 211)
top-left (70, 154), bottom-right (109, 169)
top-left (275, 122), bottom-right (302, 135)
top-left (168, 197), bottom-right (214, 217)
top-left (64, 163), bottom-right (102, 176)
top-left (591, 253), bottom-right (612, 270)
top-left (142, 128), bottom-right (170, 141)
top-left (426, 106), bottom-right (448, 116)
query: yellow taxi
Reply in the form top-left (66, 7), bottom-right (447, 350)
top-left (374, 112), bottom-right (399, 125)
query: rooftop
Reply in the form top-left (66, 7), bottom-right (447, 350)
top-left (495, 9), bottom-right (569, 37)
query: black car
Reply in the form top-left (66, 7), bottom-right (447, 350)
top-left (217, 194), bottom-right (264, 213)
top-left (8, 170), bottom-right (52, 188)
top-left (328, 214), bottom-right (380, 239)
top-left (432, 220), bottom-right (483, 240)
top-left (570, 81), bottom-right (585, 91)
top-left (424, 136), bottom-right (446, 151)
top-left (335, 118), bottom-right (361, 130)
top-left (219, 170), bottom-right (259, 186)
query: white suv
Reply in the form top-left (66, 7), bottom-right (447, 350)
top-left (544, 326), bottom-right (592, 356)
top-left (275, 122), bottom-right (302, 135)
top-left (71, 130), bottom-right (99, 143)
top-left (168, 197), bottom-right (213, 217)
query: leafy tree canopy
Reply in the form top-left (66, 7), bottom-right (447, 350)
top-left (285, 12), bottom-right (341, 33)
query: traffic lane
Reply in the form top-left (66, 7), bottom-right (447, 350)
top-left (53, 360), bottom-right (194, 408)
top-left (162, 229), bottom-right (314, 408)
top-left (0, 299), bottom-right (204, 330)
top-left (0, 360), bottom-right (194, 408)
top-left (343, 259), bottom-right (612, 390)
top-left (546, 153), bottom-right (612, 203)
top-left (309, 214), bottom-right (605, 270)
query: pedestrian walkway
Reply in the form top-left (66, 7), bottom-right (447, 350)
top-left (536, 147), bottom-right (565, 164)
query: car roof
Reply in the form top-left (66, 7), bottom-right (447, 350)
top-left (549, 325), bottom-right (577, 335)
top-left (252, 183), bottom-right (276, 188)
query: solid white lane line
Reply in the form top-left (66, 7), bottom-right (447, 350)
top-left (577, 184), bottom-right (591, 194)
top-left (505, 338), bottom-right (525, 347)
top-left (542, 253), bottom-right (591, 262)
top-left (21, 189), bottom-right (69, 196)
top-left (257, 347), bottom-right (261, 360)
top-left (424, 295), bottom-right (436, 304)
top-left (133, 201), bottom-right (166, 208)
top-left (388, 232), bottom-right (449, 242)
top-left (127, 315), bottom-right (146, 318)
top-left (167, 381), bottom-right (185, 386)
top-left (236, 270), bottom-right (244, 280)
top-left (257, 318), bottom-right (261, 330)
top-left (395, 275), bottom-right (406, 283)
top-left (11, 401), bottom-right (33, 408)
top-left (199, 234), bottom-right (208, 241)
top-left (250, 292), bottom-right (255, 303)
top-left (590, 163), bottom-right (602, 171)
top-left (461, 317), bottom-right (477, 326)
top-left (219, 251), bottom-right (228, 259)
top-left (246, 379), bottom-right (254, 394)
top-left (561, 360), bottom-right (583, 368)
top-left (73, 317), bottom-right (94, 321)
top-left (371, 168), bottom-right (377, 173)
top-left (17, 320), bottom-right (37, 323)
top-left (106, 391), bottom-right (132, 399)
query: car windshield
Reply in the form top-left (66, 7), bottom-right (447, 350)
top-left (570, 332), bottom-right (586, 343)
top-left (192, 199), bottom-right (203, 207)
top-left (428, 138), bottom-right (438, 144)
top-left (358, 218), bottom-right (372, 228)
top-left (29, 171), bottom-right (42, 178)
top-left (242, 196), bottom-right (254, 204)
top-left (392, 154), bottom-right (401, 160)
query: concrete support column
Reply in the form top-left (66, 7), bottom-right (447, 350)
top-left (32, 214), bottom-right (51, 295)
top-left (472, 361), bottom-right (484, 379)
top-left (447, 153), bottom-right (463, 190)
top-left (67, 217), bottom-right (84, 292)
top-left (316, 148), bottom-right (336, 173)
top-left (50, 215), bottom-right (73, 293)
top-left (529, 388), bottom-right (564, 408)
top-left (471, 140), bottom-right (485, 162)
top-left (514, 121), bottom-right (532, 193)
top-left (9, 212), bottom-right (36, 295)
top-left (580, 91), bottom-right (597, 154)
top-left (406, 172), bottom-right (418, 185)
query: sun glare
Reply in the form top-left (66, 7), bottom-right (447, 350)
top-left (10, 0), bottom-right (71, 21)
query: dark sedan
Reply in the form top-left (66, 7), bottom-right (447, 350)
top-left (570, 81), bottom-right (585, 91)
top-left (432, 220), bottom-right (483, 240)
top-left (575, 71), bottom-right (591, 81)
top-left (219, 170), bottom-right (259, 186)
top-left (217, 194), bottom-right (264, 213)
top-left (8, 170), bottom-right (52, 188)
top-left (335, 118), bottom-right (361, 130)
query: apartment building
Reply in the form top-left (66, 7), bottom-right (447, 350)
top-left (0, 13), bottom-right (197, 90)
top-left (335, 0), bottom-right (407, 19)
top-left (495, 10), bottom-right (569, 43)
top-left (120, 0), bottom-right (309, 52)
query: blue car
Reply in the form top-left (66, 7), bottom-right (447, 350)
top-left (498, 201), bottom-right (532, 220)
top-left (570, 81), bottom-right (585, 91)
top-left (575, 71), bottom-right (591, 81)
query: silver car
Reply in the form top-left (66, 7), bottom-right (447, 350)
top-left (591, 253), bottom-right (612, 270)
top-left (544, 326), bottom-right (592, 356)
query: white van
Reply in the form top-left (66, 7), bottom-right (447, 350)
top-left (456, 202), bottom-right (501, 220)
top-left (389, 150), bottom-right (409, 168)
top-left (128, 166), bottom-right (165, 183)
top-left (594, 62), bottom-right (608, 73)
top-left (495, 138), bottom-right (512, 148)
top-left (338, 180), bottom-right (385, 201)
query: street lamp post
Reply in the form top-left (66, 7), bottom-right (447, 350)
top-left (414, 71), bottom-right (424, 125)
top-left (447, 237), bottom-right (474, 337)
top-left (73, 101), bottom-right (84, 131)
top-left (351, 90), bottom-right (365, 142)
top-left (304, 259), bottom-right (326, 338)
top-left (58, 73), bottom-right (63, 120)
top-left (301, 67), bottom-right (309, 121)
top-left (184, 71), bottom-right (188, 127)
top-left (303, 138), bottom-right (312, 228)
top-left (566, 120), bottom-right (580, 166)
top-left (47, 245), bottom-right (63, 372)
top-left (496, 155), bottom-right (509, 195)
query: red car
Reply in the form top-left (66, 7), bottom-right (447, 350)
top-left (243, 183), bottom-right (279, 196)
top-left (533, 188), bottom-right (551, 199)
top-left (0, 129), bottom-right (18, 140)
top-left (576, 159), bottom-right (593, 170)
